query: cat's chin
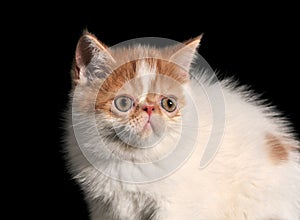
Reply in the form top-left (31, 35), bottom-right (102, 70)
top-left (121, 132), bottom-right (163, 150)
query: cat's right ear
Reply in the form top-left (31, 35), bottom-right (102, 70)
top-left (72, 31), bottom-right (115, 85)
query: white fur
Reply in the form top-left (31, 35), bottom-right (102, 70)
top-left (137, 60), bottom-right (157, 98)
top-left (66, 65), bottom-right (300, 219)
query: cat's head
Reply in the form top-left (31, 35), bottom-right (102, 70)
top-left (71, 31), bottom-right (201, 160)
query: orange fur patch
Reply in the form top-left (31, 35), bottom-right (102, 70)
top-left (265, 133), bottom-right (289, 164)
top-left (95, 61), bottom-right (137, 111)
top-left (156, 59), bottom-right (189, 84)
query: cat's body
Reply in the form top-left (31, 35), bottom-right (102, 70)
top-left (65, 32), bottom-right (300, 220)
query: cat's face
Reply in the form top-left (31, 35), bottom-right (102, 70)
top-left (72, 32), bottom-right (201, 156)
top-left (95, 59), bottom-right (187, 148)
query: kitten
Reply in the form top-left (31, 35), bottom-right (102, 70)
top-left (65, 31), bottom-right (300, 220)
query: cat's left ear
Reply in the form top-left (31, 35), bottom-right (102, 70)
top-left (72, 31), bottom-right (115, 85)
top-left (170, 34), bottom-right (203, 72)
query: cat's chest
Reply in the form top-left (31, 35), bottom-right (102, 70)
top-left (96, 170), bottom-right (208, 219)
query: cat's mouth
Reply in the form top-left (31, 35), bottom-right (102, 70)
top-left (110, 117), bottom-right (166, 149)
top-left (141, 121), bottom-right (153, 137)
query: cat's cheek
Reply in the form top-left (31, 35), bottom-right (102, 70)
top-left (160, 106), bottom-right (180, 118)
top-left (150, 115), bottom-right (167, 135)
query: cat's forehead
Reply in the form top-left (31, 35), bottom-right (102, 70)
top-left (114, 59), bottom-right (186, 97)
top-left (109, 45), bottom-right (188, 83)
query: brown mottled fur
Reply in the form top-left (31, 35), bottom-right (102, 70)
top-left (265, 133), bottom-right (289, 164)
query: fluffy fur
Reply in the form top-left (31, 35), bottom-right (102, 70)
top-left (65, 32), bottom-right (300, 220)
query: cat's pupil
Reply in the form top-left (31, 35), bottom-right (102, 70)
top-left (121, 98), bottom-right (128, 107)
top-left (167, 99), bottom-right (173, 108)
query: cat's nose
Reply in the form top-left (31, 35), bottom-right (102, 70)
top-left (142, 105), bottom-right (155, 116)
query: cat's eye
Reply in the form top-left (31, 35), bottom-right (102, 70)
top-left (161, 97), bottom-right (177, 112)
top-left (114, 96), bottom-right (134, 112)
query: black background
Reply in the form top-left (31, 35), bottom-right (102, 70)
top-left (19, 6), bottom-right (299, 219)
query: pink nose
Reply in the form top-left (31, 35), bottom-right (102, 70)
top-left (142, 105), bottom-right (155, 116)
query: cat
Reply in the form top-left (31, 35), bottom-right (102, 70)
top-left (65, 31), bottom-right (300, 220)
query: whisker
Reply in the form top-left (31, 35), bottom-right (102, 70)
top-left (69, 119), bottom-right (93, 128)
